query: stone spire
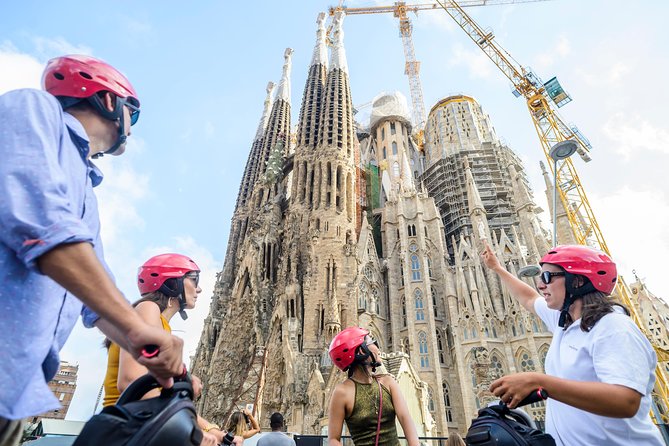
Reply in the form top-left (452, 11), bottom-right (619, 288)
top-left (318, 12), bottom-right (354, 151)
top-left (254, 49), bottom-right (293, 184)
top-left (540, 161), bottom-right (575, 246)
top-left (464, 157), bottom-right (490, 252)
top-left (236, 82), bottom-right (275, 211)
top-left (508, 161), bottom-right (548, 259)
top-left (296, 13), bottom-right (329, 150)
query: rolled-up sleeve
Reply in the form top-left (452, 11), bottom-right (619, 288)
top-left (0, 90), bottom-right (94, 270)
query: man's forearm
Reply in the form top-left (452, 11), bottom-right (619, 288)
top-left (37, 242), bottom-right (143, 338)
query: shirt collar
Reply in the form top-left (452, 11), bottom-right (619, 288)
top-left (63, 112), bottom-right (104, 187)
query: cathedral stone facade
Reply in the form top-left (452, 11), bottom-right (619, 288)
top-left (191, 12), bottom-right (669, 437)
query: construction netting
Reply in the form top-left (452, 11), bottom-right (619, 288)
top-left (369, 91), bottom-right (411, 130)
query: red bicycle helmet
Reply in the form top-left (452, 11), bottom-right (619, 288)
top-left (540, 245), bottom-right (617, 294)
top-left (42, 54), bottom-right (139, 105)
top-left (138, 254), bottom-right (200, 295)
top-left (329, 327), bottom-right (370, 371)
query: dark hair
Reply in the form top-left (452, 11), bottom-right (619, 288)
top-left (103, 291), bottom-right (173, 349)
top-left (562, 287), bottom-right (629, 332)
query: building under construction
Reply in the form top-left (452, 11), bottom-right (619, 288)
top-left (191, 10), bottom-right (669, 439)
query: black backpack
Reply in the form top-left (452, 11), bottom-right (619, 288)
top-left (73, 374), bottom-right (202, 446)
top-left (466, 403), bottom-right (556, 446)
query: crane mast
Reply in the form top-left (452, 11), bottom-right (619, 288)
top-left (434, 0), bottom-right (669, 422)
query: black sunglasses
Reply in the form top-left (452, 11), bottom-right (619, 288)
top-left (540, 271), bottom-right (565, 285)
top-left (184, 272), bottom-right (200, 287)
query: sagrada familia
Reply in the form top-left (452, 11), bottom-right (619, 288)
top-left (191, 12), bottom-right (669, 437)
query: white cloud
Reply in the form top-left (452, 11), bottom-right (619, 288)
top-left (448, 42), bottom-right (495, 79)
top-left (589, 186), bottom-right (669, 302)
top-left (533, 35), bottom-right (571, 72)
top-left (0, 43), bottom-right (43, 93)
top-left (31, 36), bottom-right (92, 59)
top-left (602, 112), bottom-right (669, 159)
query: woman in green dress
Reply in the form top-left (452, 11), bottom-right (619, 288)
top-left (327, 327), bottom-right (419, 446)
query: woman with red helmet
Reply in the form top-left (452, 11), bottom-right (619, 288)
top-left (103, 253), bottom-right (231, 446)
top-left (481, 242), bottom-right (663, 445)
top-left (327, 327), bottom-right (419, 446)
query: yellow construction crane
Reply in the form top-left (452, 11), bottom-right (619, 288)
top-left (433, 0), bottom-right (669, 422)
top-left (328, 0), bottom-right (550, 148)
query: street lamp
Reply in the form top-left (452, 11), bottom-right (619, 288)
top-left (549, 140), bottom-right (578, 247)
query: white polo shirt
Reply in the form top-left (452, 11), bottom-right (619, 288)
top-left (534, 297), bottom-right (664, 445)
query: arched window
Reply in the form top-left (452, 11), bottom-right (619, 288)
top-left (427, 386), bottom-right (435, 412)
top-left (431, 287), bottom-right (438, 317)
top-left (539, 345), bottom-right (549, 370)
top-left (401, 297), bottom-right (407, 327)
top-left (442, 383), bottom-right (453, 422)
top-left (393, 161), bottom-right (400, 177)
top-left (402, 337), bottom-right (410, 355)
top-left (383, 147), bottom-right (387, 158)
top-left (518, 350), bottom-right (536, 372)
top-left (390, 122), bottom-right (396, 135)
top-left (400, 263), bottom-right (405, 287)
top-left (418, 331), bottom-right (429, 367)
top-left (414, 289), bottom-right (425, 321)
top-left (436, 330), bottom-right (445, 364)
top-left (392, 141), bottom-right (398, 155)
top-left (427, 256), bottom-right (433, 278)
top-left (411, 255), bottom-right (421, 281)
top-left (490, 352), bottom-right (505, 379)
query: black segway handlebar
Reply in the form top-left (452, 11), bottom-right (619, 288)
top-left (516, 388), bottom-right (549, 407)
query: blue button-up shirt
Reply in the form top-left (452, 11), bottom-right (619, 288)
top-left (0, 89), bottom-right (109, 419)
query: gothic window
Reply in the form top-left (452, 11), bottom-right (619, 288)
top-left (443, 383), bottom-right (453, 422)
top-left (382, 127), bottom-right (385, 140)
top-left (490, 352), bottom-right (505, 379)
top-left (463, 325), bottom-right (469, 340)
top-left (539, 345), bottom-right (549, 370)
top-left (392, 141), bottom-right (398, 155)
top-left (409, 242), bottom-right (418, 252)
top-left (436, 330), bottom-right (445, 364)
top-left (414, 289), bottom-right (425, 321)
top-left (492, 324), bottom-right (498, 338)
top-left (532, 318), bottom-right (539, 333)
top-left (372, 287), bottom-right (380, 314)
top-left (402, 337), bottom-right (410, 354)
top-left (400, 263), bottom-right (405, 287)
top-left (390, 122), bottom-right (396, 135)
top-left (518, 350), bottom-right (536, 372)
top-left (424, 226), bottom-right (428, 237)
top-left (364, 266), bottom-right (373, 280)
top-left (411, 255), bottom-right (421, 281)
top-left (418, 331), bottom-right (429, 367)
top-left (427, 256), bottom-right (433, 278)
top-left (408, 226), bottom-right (417, 237)
top-left (401, 297), bottom-right (407, 327)
top-left (431, 288), bottom-right (438, 317)
top-left (393, 162), bottom-right (400, 177)
top-left (383, 147), bottom-right (387, 159)
top-left (427, 386), bottom-right (435, 412)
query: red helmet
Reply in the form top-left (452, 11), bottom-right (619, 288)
top-left (540, 245), bottom-right (617, 295)
top-left (329, 327), bottom-right (369, 371)
top-left (138, 254), bottom-right (200, 295)
top-left (42, 54), bottom-right (139, 105)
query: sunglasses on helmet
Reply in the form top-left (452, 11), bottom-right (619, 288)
top-left (540, 271), bottom-right (565, 285)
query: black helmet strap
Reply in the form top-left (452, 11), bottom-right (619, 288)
top-left (86, 93), bottom-right (127, 158)
top-left (158, 278), bottom-right (189, 321)
top-left (559, 272), bottom-right (596, 329)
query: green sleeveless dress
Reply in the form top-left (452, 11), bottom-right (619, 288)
top-left (344, 379), bottom-right (400, 446)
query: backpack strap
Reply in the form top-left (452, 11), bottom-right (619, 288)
top-left (374, 376), bottom-right (383, 446)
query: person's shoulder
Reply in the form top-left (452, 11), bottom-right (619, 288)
top-left (1, 88), bottom-right (60, 110)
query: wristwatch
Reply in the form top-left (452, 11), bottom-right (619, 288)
top-left (204, 423), bottom-right (221, 432)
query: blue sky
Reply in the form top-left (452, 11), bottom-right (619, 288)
top-left (2, 0), bottom-right (668, 421)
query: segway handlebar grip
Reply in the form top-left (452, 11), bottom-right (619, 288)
top-left (517, 388), bottom-right (549, 407)
top-left (141, 345), bottom-right (159, 358)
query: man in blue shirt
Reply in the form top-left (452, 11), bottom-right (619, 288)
top-left (0, 55), bottom-right (185, 445)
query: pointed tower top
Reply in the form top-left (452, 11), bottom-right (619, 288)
top-left (330, 12), bottom-right (349, 73)
top-left (311, 12), bottom-right (329, 68)
top-left (254, 81), bottom-right (276, 141)
top-left (400, 151), bottom-right (416, 194)
top-left (464, 157), bottom-right (486, 215)
top-left (276, 48), bottom-right (294, 103)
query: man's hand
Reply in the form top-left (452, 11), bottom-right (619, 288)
top-left (127, 323), bottom-right (184, 388)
